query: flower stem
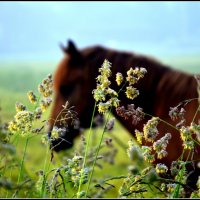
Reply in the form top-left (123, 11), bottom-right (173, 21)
top-left (77, 102), bottom-right (97, 197)
top-left (17, 136), bottom-right (29, 184)
top-left (85, 110), bottom-right (111, 197)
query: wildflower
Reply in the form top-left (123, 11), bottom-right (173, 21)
top-left (189, 122), bottom-right (200, 142)
top-left (40, 97), bottom-right (52, 112)
top-left (38, 84), bottom-right (45, 94)
top-left (169, 106), bottom-right (185, 121)
top-left (180, 126), bottom-right (191, 141)
top-left (15, 102), bottom-right (26, 112)
top-left (143, 117), bottom-right (159, 143)
top-left (38, 74), bottom-right (53, 98)
top-left (116, 104), bottom-right (144, 125)
top-left (27, 91), bottom-right (37, 104)
top-left (156, 163), bottom-right (168, 174)
top-left (135, 130), bottom-right (143, 144)
top-left (125, 86), bottom-right (139, 100)
top-left (109, 97), bottom-right (120, 108)
top-left (167, 183), bottom-right (176, 193)
top-left (101, 78), bottom-right (111, 88)
top-left (93, 87), bottom-right (106, 102)
top-left (14, 110), bottom-right (34, 124)
top-left (153, 133), bottom-right (171, 154)
top-left (134, 67), bottom-right (147, 79)
top-left (157, 150), bottom-right (168, 159)
top-left (183, 140), bottom-right (194, 150)
top-left (141, 146), bottom-right (155, 163)
top-left (126, 67), bottom-right (147, 85)
top-left (79, 168), bottom-right (89, 185)
top-left (99, 59), bottom-right (112, 77)
top-left (9, 119), bottom-right (32, 135)
top-left (8, 120), bottom-right (18, 133)
top-left (98, 102), bottom-right (111, 114)
top-left (126, 68), bottom-right (137, 85)
top-left (116, 72), bottom-right (123, 86)
top-left (51, 126), bottom-right (66, 140)
top-left (34, 107), bottom-right (43, 119)
top-left (107, 88), bottom-right (118, 97)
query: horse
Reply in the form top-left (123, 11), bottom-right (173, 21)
top-left (48, 40), bottom-right (200, 191)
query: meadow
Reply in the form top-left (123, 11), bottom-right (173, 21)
top-left (0, 55), bottom-right (200, 198)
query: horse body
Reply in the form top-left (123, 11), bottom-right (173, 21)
top-left (49, 40), bottom-right (200, 169)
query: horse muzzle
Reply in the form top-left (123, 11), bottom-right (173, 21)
top-left (47, 125), bottom-right (80, 152)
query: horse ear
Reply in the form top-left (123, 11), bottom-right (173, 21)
top-left (60, 40), bottom-right (79, 56)
top-left (60, 40), bottom-right (84, 66)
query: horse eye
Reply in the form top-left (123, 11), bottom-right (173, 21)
top-left (60, 84), bottom-right (75, 97)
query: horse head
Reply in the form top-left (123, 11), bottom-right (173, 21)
top-left (48, 40), bottom-right (104, 151)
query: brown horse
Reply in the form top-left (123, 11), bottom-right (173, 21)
top-left (48, 40), bottom-right (200, 187)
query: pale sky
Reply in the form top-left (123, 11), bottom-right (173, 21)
top-left (0, 1), bottom-right (200, 61)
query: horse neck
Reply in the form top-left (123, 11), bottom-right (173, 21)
top-left (105, 52), bottom-right (170, 133)
top-left (108, 52), bottom-right (169, 115)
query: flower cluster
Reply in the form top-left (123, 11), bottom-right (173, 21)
top-left (51, 126), bottom-right (66, 140)
top-left (125, 67), bottom-right (147, 100)
top-left (169, 106), bottom-right (185, 121)
top-left (38, 74), bottom-right (53, 98)
top-left (189, 122), bottom-right (200, 143)
top-left (141, 146), bottom-right (155, 163)
top-left (40, 98), bottom-right (53, 112)
top-left (27, 91), bottom-right (37, 104)
top-left (15, 102), bottom-right (26, 112)
top-left (8, 74), bottom-right (54, 136)
top-left (155, 163), bottom-right (168, 174)
top-left (143, 117), bottom-right (159, 143)
top-left (92, 59), bottom-right (120, 114)
top-left (63, 155), bottom-right (89, 188)
top-left (180, 126), bottom-right (194, 150)
top-left (116, 104), bottom-right (144, 125)
top-left (8, 110), bottom-right (34, 136)
top-left (153, 133), bottom-right (171, 159)
top-left (116, 72), bottom-right (123, 86)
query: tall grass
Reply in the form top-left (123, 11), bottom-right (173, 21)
top-left (0, 59), bottom-right (200, 198)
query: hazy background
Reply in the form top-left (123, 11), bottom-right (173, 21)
top-left (0, 1), bottom-right (200, 120)
top-left (0, 1), bottom-right (200, 64)
top-left (0, 3), bottom-right (200, 196)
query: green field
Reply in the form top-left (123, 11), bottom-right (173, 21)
top-left (0, 55), bottom-right (200, 198)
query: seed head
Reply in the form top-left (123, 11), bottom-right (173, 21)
top-left (125, 86), bottom-right (139, 100)
top-left (27, 91), bottom-right (37, 104)
top-left (156, 163), bottom-right (168, 174)
top-left (116, 72), bottom-right (123, 86)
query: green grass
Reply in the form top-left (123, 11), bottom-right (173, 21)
top-left (0, 56), bottom-right (200, 198)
